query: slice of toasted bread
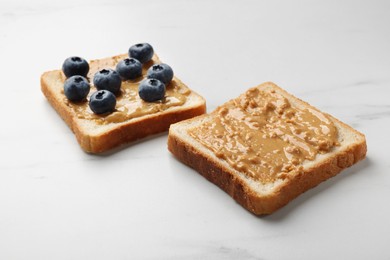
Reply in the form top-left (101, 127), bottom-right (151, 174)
top-left (41, 53), bottom-right (206, 153)
top-left (168, 82), bottom-right (366, 215)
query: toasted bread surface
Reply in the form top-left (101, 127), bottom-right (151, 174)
top-left (41, 54), bottom-right (206, 153)
top-left (168, 82), bottom-right (366, 215)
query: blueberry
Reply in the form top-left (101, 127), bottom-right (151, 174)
top-left (138, 78), bottom-right (166, 102)
top-left (63, 75), bottom-right (90, 102)
top-left (129, 43), bottom-right (154, 64)
top-left (146, 63), bottom-right (174, 85)
top-left (116, 58), bottom-right (142, 80)
top-left (89, 90), bottom-right (116, 114)
top-left (93, 69), bottom-right (121, 95)
top-left (62, 56), bottom-right (89, 78)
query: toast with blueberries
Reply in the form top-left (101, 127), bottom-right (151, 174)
top-left (41, 43), bottom-right (206, 153)
top-left (168, 82), bottom-right (366, 215)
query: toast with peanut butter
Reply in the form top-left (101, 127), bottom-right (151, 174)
top-left (41, 52), bottom-right (206, 153)
top-left (168, 82), bottom-right (366, 215)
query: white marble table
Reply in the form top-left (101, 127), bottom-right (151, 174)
top-left (1, 0), bottom-right (389, 259)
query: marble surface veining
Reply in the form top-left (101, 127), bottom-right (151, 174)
top-left (0, 0), bottom-right (389, 259)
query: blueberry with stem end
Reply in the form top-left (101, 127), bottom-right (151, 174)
top-left (138, 78), bottom-right (166, 102)
top-left (146, 63), bottom-right (174, 85)
top-left (63, 75), bottom-right (90, 102)
top-left (129, 43), bottom-right (154, 64)
top-left (89, 90), bottom-right (116, 114)
top-left (62, 56), bottom-right (89, 78)
top-left (93, 69), bottom-right (122, 95)
top-left (116, 58), bottom-right (142, 80)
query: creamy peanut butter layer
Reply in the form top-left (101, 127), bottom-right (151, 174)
top-left (188, 87), bottom-right (339, 183)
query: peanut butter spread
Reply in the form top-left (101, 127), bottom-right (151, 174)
top-left (188, 87), bottom-right (339, 183)
top-left (62, 54), bottom-right (190, 124)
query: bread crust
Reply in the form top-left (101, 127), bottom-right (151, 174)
top-left (41, 56), bottom-right (206, 153)
top-left (168, 82), bottom-right (367, 215)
